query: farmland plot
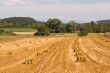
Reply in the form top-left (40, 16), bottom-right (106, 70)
top-left (0, 36), bottom-right (110, 73)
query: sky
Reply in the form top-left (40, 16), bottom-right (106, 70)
top-left (0, 0), bottom-right (110, 23)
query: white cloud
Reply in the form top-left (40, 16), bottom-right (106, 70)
top-left (0, 1), bottom-right (110, 22)
top-left (0, 0), bottom-right (34, 6)
top-left (7, 0), bottom-right (25, 5)
top-left (1, 0), bottom-right (110, 6)
top-left (48, 0), bottom-right (62, 4)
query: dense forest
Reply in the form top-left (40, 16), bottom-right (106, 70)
top-left (0, 17), bottom-right (110, 36)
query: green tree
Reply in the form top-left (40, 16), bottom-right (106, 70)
top-left (66, 21), bottom-right (77, 33)
top-left (58, 24), bottom-right (67, 33)
top-left (90, 21), bottom-right (97, 33)
top-left (46, 18), bottom-right (62, 33)
top-left (78, 27), bottom-right (88, 37)
top-left (100, 23), bottom-right (104, 33)
top-left (34, 25), bottom-right (50, 36)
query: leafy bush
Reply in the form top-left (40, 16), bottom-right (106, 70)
top-left (34, 25), bottom-right (50, 36)
top-left (78, 27), bottom-right (88, 37)
top-left (34, 31), bottom-right (50, 36)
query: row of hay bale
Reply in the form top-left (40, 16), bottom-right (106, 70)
top-left (98, 36), bottom-right (110, 42)
top-left (71, 38), bottom-right (85, 62)
top-left (22, 49), bottom-right (49, 65)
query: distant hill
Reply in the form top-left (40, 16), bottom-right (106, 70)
top-left (0, 17), bottom-right (45, 28)
top-left (0, 17), bottom-right (37, 24)
top-left (97, 19), bottom-right (110, 24)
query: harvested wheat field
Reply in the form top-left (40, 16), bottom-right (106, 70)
top-left (0, 35), bottom-right (110, 73)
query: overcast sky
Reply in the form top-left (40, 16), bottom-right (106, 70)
top-left (0, 0), bottom-right (110, 23)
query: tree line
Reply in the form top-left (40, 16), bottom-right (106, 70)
top-left (0, 17), bottom-right (110, 36)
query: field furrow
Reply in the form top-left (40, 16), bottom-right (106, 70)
top-left (0, 36), bottom-right (110, 73)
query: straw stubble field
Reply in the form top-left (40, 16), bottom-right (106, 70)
top-left (0, 35), bottom-right (110, 73)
